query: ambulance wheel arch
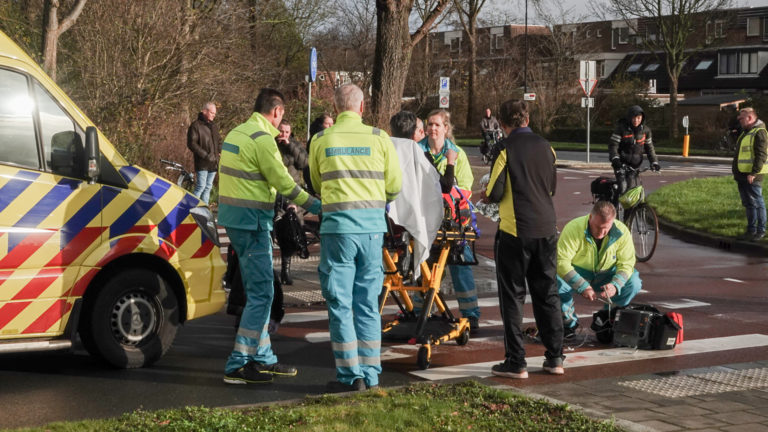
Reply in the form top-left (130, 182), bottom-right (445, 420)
top-left (78, 256), bottom-right (186, 368)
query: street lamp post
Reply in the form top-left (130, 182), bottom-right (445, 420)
top-left (524, 0), bottom-right (528, 93)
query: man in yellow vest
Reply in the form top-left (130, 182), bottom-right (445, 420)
top-left (309, 84), bottom-right (402, 392)
top-left (219, 88), bottom-right (321, 385)
top-left (732, 107), bottom-right (767, 241)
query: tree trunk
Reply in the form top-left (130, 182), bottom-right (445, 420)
top-left (371, 0), bottom-right (413, 129)
top-left (669, 75), bottom-right (679, 140)
top-left (42, 0), bottom-right (87, 81)
top-left (465, 26), bottom-right (477, 129)
top-left (179, 0), bottom-right (193, 125)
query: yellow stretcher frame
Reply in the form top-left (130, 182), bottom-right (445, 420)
top-left (379, 227), bottom-right (476, 370)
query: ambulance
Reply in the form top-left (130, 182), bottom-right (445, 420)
top-left (0, 30), bottom-right (226, 368)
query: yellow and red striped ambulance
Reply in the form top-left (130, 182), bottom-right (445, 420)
top-left (0, 30), bottom-right (226, 368)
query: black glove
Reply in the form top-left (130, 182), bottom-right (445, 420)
top-left (651, 162), bottom-right (661, 172)
top-left (611, 158), bottom-right (622, 170)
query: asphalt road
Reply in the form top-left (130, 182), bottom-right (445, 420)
top-left (1, 154), bottom-right (766, 429)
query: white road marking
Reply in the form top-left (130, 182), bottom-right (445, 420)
top-left (410, 334), bottom-right (768, 381)
top-left (723, 278), bottom-right (746, 284)
top-left (305, 332), bottom-right (330, 343)
top-left (653, 299), bottom-right (710, 309)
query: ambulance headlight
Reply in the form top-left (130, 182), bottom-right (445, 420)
top-left (190, 207), bottom-right (221, 247)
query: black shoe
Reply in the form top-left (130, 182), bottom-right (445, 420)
top-left (468, 316), bottom-right (480, 335)
top-left (252, 362), bottom-right (297, 377)
top-left (326, 378), bottom-right (366, 393)
top-left (753, 231), bottom-right (766, 241)
top-left (223, 362), bottom-right (274, 384)
top-left (491, 360), bottom-right (528, 379)
top-left (564, 323), bottom-right (579, 340)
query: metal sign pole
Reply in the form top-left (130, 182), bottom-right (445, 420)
top-left (307, 47), bottom-right (317, 142)
top-left (587, 103), bottom-right (591, 163)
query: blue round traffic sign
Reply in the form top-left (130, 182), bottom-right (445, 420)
top-left (309, 47), bottom-right (317, 82)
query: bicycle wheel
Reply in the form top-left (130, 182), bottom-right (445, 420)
top-left (626, 203), bottom-right (659, 262)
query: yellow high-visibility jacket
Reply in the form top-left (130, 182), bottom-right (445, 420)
top-left (218, 112), bottom-right (318, 231)
top-left (309, 111), bottom-right (401, 234)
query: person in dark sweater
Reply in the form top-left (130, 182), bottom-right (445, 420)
top-left (484, 99), bottom-right (564, 379)
top-left (608, 105), bottom-right (660, 200)
top-left (186, 102), bottom-right (222, 204)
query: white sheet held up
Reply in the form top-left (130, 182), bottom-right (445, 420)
top-left (388, 137), bottom-right (443, 279)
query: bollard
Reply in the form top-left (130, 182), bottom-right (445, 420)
top-left (682, 134), bottom-right (690, 157)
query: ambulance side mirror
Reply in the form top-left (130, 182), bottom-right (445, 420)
top-left (85, 126), bottom-right (100, 183)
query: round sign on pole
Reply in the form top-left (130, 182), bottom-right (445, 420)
top-left (439, 94), bottom-right (449, 108)
top-left (309, 47), bottom-right (317, 83)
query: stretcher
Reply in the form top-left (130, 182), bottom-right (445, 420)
top-left (379, 212), bottom-right (477, 370)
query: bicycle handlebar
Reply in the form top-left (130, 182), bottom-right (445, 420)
top-left (160, 159), bottom-right (185, 170)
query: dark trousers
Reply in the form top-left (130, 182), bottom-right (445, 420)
top-left (495, 230), bottom-right (563, 368)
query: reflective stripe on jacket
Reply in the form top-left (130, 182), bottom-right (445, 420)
top-left (417, 137), bottom-right (474, 190)
top-left (218, 112), bottom-right (317, 231)
top-left (737, 125), bottom-right (768, 174)
top-left (556, 214), bottom-right (636, 294)
top-left (309, 111), bottom-right (401, 234)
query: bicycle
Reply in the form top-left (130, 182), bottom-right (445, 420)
top-left (160, 159), bottom-right (195, 192)
top-left (591, 165), bottom-right (659, 262)
top-left (479, 129), bottom-right (503, 166)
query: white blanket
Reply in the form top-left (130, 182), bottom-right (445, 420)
top-left (388, 137), bottom-right (443, 279)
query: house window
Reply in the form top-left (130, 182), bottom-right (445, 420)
top-left (618, 27), bottom-right (629, 44)
top-left (450, 37), bottom-right (461, 53)
top-left (597, 29), bottom-right (602, 38)
top-left (586, 30), bottom-right (592, 38)
top-left (645, 63), bottom-right (660, 71)
top-left (695, 59), bottom-right (713, 70)
top-left (492, 33), bottom-right (504, 51)
top-left (741, 52), bottom-right (758, 74)
top-left (597, 60), bottom-right (606, 77)
top-left (747, 17), bottom-right (760, 36)
top-left (719, 51), bottom-right (758, 75)
top-left (707, 20), bottom-right (726, 40)
top-left (764, 18), bottom-right (768, 41)
top-left (627, 63), bottom-right (643, 72)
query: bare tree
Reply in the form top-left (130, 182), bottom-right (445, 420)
top-left (605, 0), bottom-right (731, 139)
top-left (42, 0), bottom-right (87, 80)
top-left (371, 0), bottom-right (451, 128)
top-left (453, 0), bottom-right (486, 129)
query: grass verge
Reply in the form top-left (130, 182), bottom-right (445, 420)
top-left (7, 381), bottom-right (625, 432)
top-left (648, 175), bottom-right (766, 240)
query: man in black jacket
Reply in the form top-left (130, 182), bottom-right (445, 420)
top-left (484, 99), bottom-right (564, 379)
top-left (608, 105), bottom-right (660, 199)
top-left (187, 102), bottom-right (222, 204)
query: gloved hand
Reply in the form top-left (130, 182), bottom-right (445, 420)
top-left (307, 198), bottom-right (322, 215)
top-left (651, 162), bottom-right (661, 172)
top-left (611, 158), bottom-right (622, 170)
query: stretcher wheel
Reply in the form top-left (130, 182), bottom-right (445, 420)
top-left (417, 345), bottom-right (430, 370)
top-left (456, 328), bottom-right (470, 346)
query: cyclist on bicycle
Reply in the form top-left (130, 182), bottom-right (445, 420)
top-left (480, 108), bottom-right (503, 165)
top-left (609, 105), bottom-right (660, 202)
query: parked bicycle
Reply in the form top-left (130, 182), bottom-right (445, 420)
top-left (591, 165), bottom-right (659, 262)
top-left (479, 129), bottom-right (503, 166)
top-left (160, 159), bottom-right (195, 191)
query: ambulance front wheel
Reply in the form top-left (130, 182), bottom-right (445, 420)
top-left (80, 269), bottom-right (180, 368)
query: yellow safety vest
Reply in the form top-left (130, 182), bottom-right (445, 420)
top-left (737, 125), bottom-right (768, 174)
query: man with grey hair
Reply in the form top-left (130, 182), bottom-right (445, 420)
top-left (187, 102), bottom-right (222, 204)
top-left (309, 84), bottom-right (402, 392)
top-left (732, 107), bottom-right (767, 241)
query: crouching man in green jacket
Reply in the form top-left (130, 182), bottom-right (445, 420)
top-left (557, 201), bottom-right (641, 338)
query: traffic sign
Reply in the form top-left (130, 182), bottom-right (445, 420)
top-left (682, 115), bottom-right (689, 128)
top-left (439, 91), bottom-right (450, 108)
top-left (309, 47), bottom-right (317, 82)
top-left (523, 93), bottom-right (536, 101)
top-left (581, 97), bottom-right (594, 108)
top-left (440, 77), bottom-right (450, 91)
top-left (579, 79), bottom-right (597, 96)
